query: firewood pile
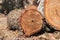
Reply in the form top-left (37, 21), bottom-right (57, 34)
top-left (0, 0), bottom-right (60, 40)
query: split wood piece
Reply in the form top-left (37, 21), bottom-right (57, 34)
top-left (44, 0), bottom-right (60, 30)
top-left (20, 5), bottom-right (43, 36)
top-left (0, 13), bottom-right (8, 30)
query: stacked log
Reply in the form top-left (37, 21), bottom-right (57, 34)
top-left (7, 9), bottom-right (23, 30)
top-left (44, 0), bottom-right (60, 30)
top-left (19, 5), bottom-right (43, 36)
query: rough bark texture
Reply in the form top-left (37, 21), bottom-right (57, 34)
top-left (0, 13), bottom-right (8, 30)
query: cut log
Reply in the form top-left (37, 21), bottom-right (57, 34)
top-left (19, 5), bottom-right (43, 36)
top-left (8, 9), bottom-right (23, 30)
top-left (44, 0), bottom-right (60, 30)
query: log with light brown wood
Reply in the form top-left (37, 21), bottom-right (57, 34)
top-left (19, 5), bottom-right (44, 36)
top-left (44, 0), bottom-right (60, 30)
